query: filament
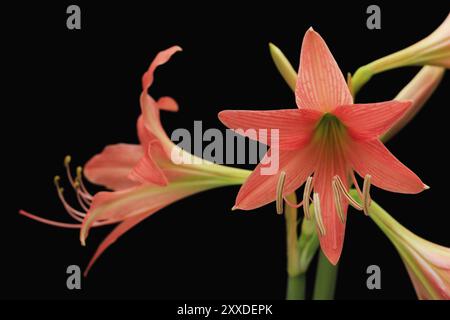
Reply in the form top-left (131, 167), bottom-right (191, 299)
top-left (333, 175), bottom-right (363, 211)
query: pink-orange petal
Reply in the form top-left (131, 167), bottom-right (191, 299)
top-left (128, 140), bottom-right (169, 186)
top-left (142, 46), bottom-right (182, 92)
top-left (296, 28), bottom-right (352, 112)
top-left (84, 144), bottom-right (143, 190)
top-left (234, 146), bottom-right (316, 210)
top-left (218, 109), bottom-right (322, 150)
top-left (313, 148), bottom-right (349, 265)
top-left (84, 209), bottom-right (158, 276)
top-left (348, 139), bottom-right (426, 194)
top-left (334, 101), bottom-right (412, 140)
top-left (157, 96), bottom-right (179, 112)
top-left (80, 181), bottom-right (220, 245)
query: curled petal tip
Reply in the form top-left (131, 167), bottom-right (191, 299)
top-left (231, 205), bottom-right (238, 211)
top-left (424, 184), bottom-right (430, 190)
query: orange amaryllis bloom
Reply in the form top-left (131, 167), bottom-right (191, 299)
top-left (351, 13), bottom-right (449, 95)
top-left (219, 28), bottom-right (428, 264)
top-left (363, 193), bottom-right (450, 300)
top-left (20, 46), bottom-right (249, 274)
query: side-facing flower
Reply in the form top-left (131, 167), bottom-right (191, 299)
top-left (219, 28), bottom-right (427, 264)
top-left (20, 46), bottom-right (249, 274)
top-left (382, 65), bottom-right (445, 142)
top-left (354, 190), bottom-right (450, 300)
top-left (351, 13), bottom-right (449, 95)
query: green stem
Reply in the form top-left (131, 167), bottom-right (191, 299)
top-left (287, 274), bottom-right (306, 300)
top-left (312, 250), bottom-right (338, 300)
top-left (284, 193), bottom-right (306, 300)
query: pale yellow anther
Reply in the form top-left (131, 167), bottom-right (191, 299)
top-left (64, 155), bottom-right (72, 166)
top-left (332, 180), bottom-right (346, 223)
top-left (53, 175), bottom-right (63, 193)
top-left (303, 176), bottom-right (313, 219)
top-left (313, 193), bottom-right (326, 236)
top-left (362, 174), bottom-right (372, 216)
top-left (276, 171), bottom-right (286, 215)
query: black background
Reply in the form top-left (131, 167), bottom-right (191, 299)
top-left (3, 1), bottom-right (449, 300)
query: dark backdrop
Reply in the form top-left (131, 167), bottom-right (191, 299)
top-left (3, 1), bottom-right (449, 300)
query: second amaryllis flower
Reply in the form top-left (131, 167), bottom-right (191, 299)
top-left (20, 46), bottom-right (249, 274)
top-left (219, 28), bottom-right (428, 264)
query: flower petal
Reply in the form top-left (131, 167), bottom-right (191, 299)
top-left (313, 148), bottom-right (349, 265)
top-left (84, 210), bottom-right (156, 276)
top-left (128, 140), bottom-right (169, 186)
top-left (142, 46), bottom-right (182, 92)
top-left (157, 96), bottom-right (179, 112)
top-left (334, 100), bottom-right (412, 140)
top-left (218, 109), bottom-right (322, 150)
top-left (348, 139), bottom-right (426, 193)
top-left (296, 28), bottom-right (352, 112)
top-left (80, 180), bottom-right (221, 245)
top-left (84, 144), bottom-right (143, 190)
top-left (139, 92), bottom-right (177, 153)
top-left (234, 146), bottom-right (316, 210)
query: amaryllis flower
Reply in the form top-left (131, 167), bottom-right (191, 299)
top-left (365, 195), bottom-right (450, 300)
top-left (218, 29), bottom-right (428, 264)
top-left (351, 13), bottom-right (449, 95)
top-left (20, 46), bottom-right (249, 274)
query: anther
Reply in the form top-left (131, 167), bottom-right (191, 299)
top-left (76, 166), bottom-right (93, 200)
top-left (362, 174), bottom-right (372, 216)
top-left (276, 171), bottom-right (286, 214)
top-left (53, 176), bottom-right (62, 191)
top-left (313, 193), bottom-right (326, 236)
top-left (63, 155), bottom-right (77, 188)
top-left (332, 180), bottom-right (346, 223)
top-left (303, 176), bottom-right (314, 219)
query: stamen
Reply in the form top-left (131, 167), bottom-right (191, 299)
top-left (19, 210), bottom-right (116, 228)
top-left (76, 166), bottom-right (93, 200)
top-left (303, 176), bottom-right (314, 219)
top-left (332, 180), bottom-right (346, 223)
top-left (333, 175), bottom-right (363, 211)
top-left (362, 174), bottom-right (372, 216)
top-left (283, 198), bottom-right (304, 209)
top-left (19, 210), bottom-right (82, 229)
top-left (75, 188), bottom-right (90, 212)
top-left (313, 193), bottom-right (326, 236)
top-left (64, 155), bottom-right (77, 188)
top-left (351, 171), bottom-right (363, 199)
top-left (54, 176), bottom-right (85, 222)
top-left (275, 171), bottom-right (305, 214)
top-left (276, 171), bottom-right (286, 215)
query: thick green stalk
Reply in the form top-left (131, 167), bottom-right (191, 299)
top-left (312, 250), bottom-right (338, 300)
top-left (285, 193), bottom-right (306, 300)
top-left (287, 274), bottom-right (306, 300)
